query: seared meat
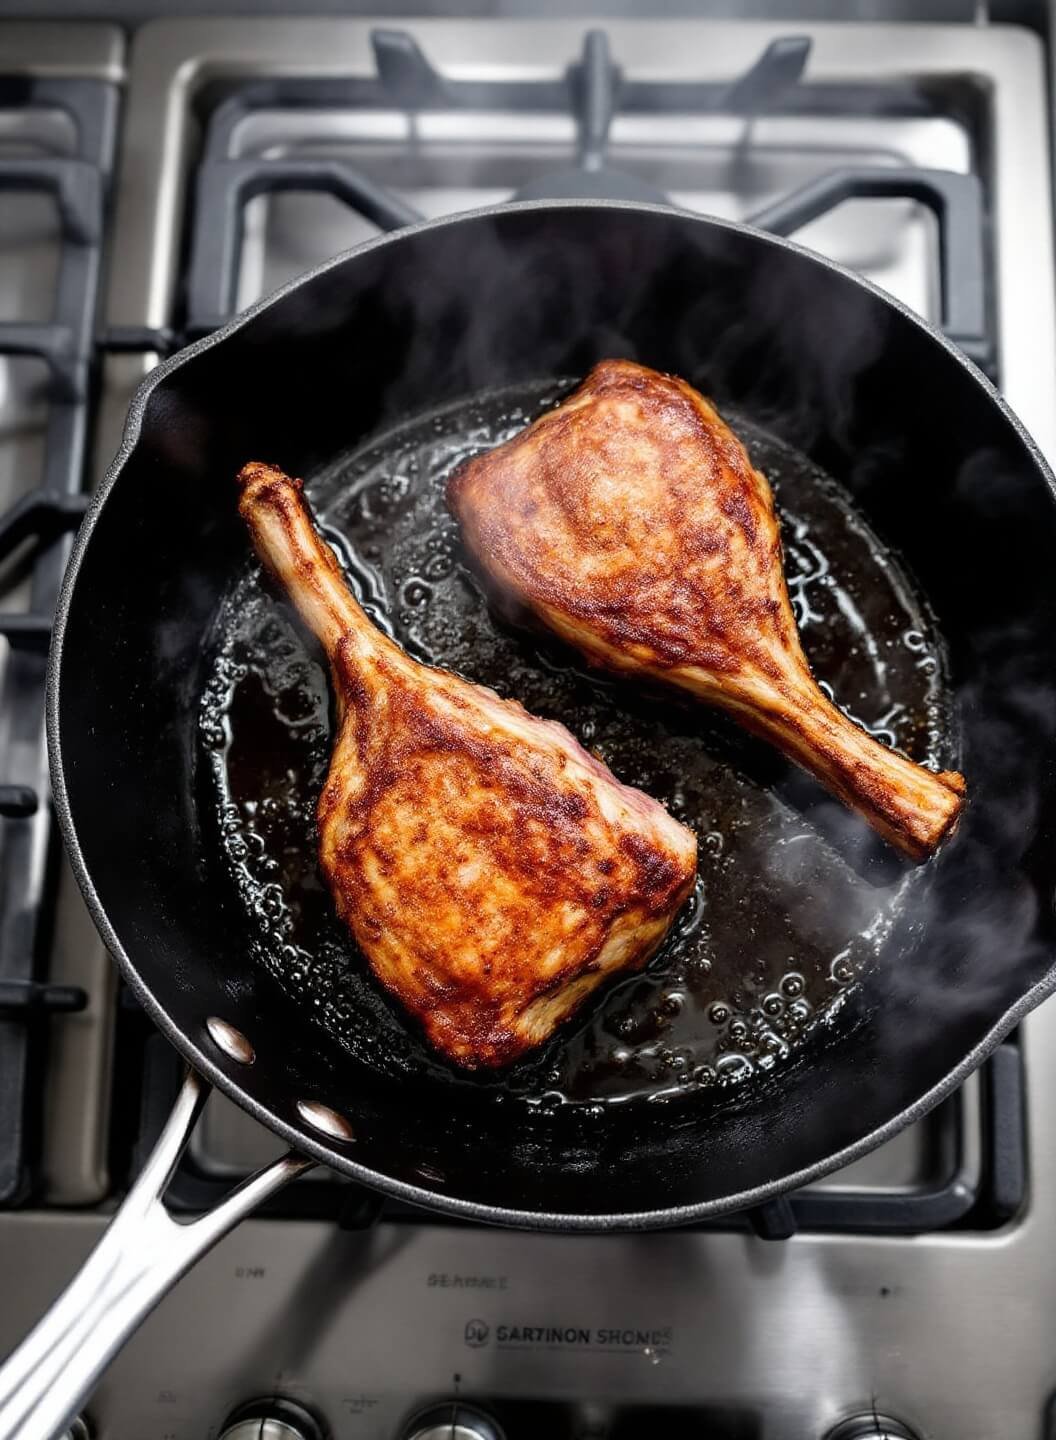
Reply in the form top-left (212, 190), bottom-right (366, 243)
top-left (448, 360), bottom-right (965, 861)
top-left (236, 463), bottom-right (696, 1068)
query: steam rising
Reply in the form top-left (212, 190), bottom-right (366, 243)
top-left (185, 207), bottom-right (1056, 1150)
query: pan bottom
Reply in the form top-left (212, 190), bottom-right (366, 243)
top-left (199, 378), bottom-right (956, 1114)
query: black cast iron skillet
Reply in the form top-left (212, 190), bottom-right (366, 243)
top-left (3, 200), bottom-right (1056, 1440)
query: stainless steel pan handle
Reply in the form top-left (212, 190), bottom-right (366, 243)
top-left (0, 1069), bottom-right (313, 1440)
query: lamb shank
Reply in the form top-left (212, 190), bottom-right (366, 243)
top-left (236, 462), bottom-right (697, 1068)
top-left (448, 360), bottom-right (965, 861)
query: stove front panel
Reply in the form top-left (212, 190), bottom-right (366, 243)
top-left (0, 1196), bottom-right (1052, 1440)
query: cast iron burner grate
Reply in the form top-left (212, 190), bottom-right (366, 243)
top-left (0, 72), bottom-right (119, 1205)
top-left (102, 26), bottom-right (1017, 1237)
top-left (170, 27), bottom-right (992, 370)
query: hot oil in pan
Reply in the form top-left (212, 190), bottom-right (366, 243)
top-left (200, 379), bottom-right (955, 1112)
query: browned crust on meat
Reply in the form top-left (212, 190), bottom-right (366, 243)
top-left (447, 361), bottom-right (799, 678)
top-left (236, 460), bottom-right (698, 1068)
top-left (318, 662), bottom-right (695, 1065)
top-left (447, 360), bottom-right (965, 861)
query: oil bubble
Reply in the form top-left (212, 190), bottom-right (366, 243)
top-left (728, 1017), bottom-right (749, 1045)
top-left (403, 579), bottom-right (432, 608)
top-left (717, 1053), bottom-right (753, 1085)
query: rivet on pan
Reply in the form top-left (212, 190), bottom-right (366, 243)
top-left (205, 1016), bottom-right (256, 1066)
top-left (297, 1099), bottom-right (355, 1142)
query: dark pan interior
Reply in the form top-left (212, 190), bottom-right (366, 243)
top-left (202, 381), bottom-right (953, 1112)
top-left (50, 203), bottom-right (1056, 1224)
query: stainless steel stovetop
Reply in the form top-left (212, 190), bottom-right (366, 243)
top-left (2, 15), bottom-right (1056, 1440)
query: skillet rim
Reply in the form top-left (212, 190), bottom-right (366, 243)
top-left (46, 197), bottom-right (1056, 1230)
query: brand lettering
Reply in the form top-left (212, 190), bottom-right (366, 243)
top-left (497, 1326), bottom-right (591, 1345)
top-left (491, 1324), bottom-right (672, 1350)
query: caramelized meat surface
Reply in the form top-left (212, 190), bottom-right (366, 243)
top-left (448, 360), bottom-right (965, 860)
top-left (236, 462), bottom-right (697, 1068)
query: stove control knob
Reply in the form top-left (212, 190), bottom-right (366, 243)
top-left (220, 1398), bottom-right (325, 1440)
top-left (826, 1418), bottom-right (919, 1440)
top-left (401, 1403), bottom-right (506, 1440)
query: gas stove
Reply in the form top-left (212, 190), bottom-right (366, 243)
top-left (1, 14), bottom-right (1056, 1440)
